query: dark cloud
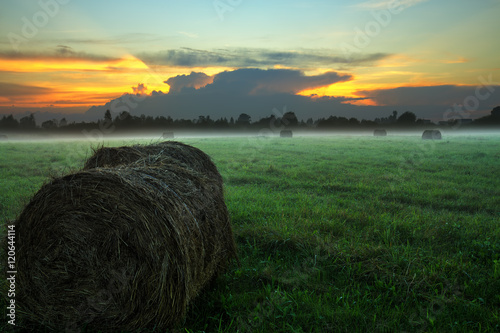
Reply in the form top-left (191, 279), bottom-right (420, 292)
top-left (164, 72), bottom-right (213, 94)
top-left (84, 68), bottom-right (367, 122)
top-left (84, 69), bottom-right (499, 123)
top-left (200, 68), bottom-right (352, 95)
top-left (137, 47), bottom-right (391, 68)
top-left (0, 46), bottom-right (118, 62)
top-left (57, 33), bottom-right (167, 45)
top-left (356, 85), bottom-right (500, 107)
top-left (0, 82), bottom-right (52, 97)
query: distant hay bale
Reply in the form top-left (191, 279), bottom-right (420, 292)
top-left (373, 129), bottom-right (387, 136)
top-left (15, 144), bottom-right (237, 331)
top-left (162, 131), bottom-right (174, 139)
top-left (83, 141), bottom-right (222, 187)
top-left (422, 129), bottom-right (442, 140)
top-left (0, 134), bottom-right (8, 141)
top-left (280, 130), bottom-right (293, 138)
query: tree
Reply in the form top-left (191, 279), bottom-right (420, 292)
top-left (491, 106), bottom-right (500, 118)
top-left (114, 111), bottom-right (139, 129)
top-left (59, 118), bottom-right (67, 127)
top-left (389, 110), bottom-right (398, 122)
top-left (214, 117), bottom-right (229, 128)
top-left (348, 117), bottom-right (360, 126)
top-left (397, 111), bottom-right (417, 125)
top-left (197, 115), bottom-right (214, 128)
top-left (41, 119), bottom-right (58, 130)
top-left (236, 113), bottom-right (251, 125)
top-left (0, 114), bottom-right (19, 129)
top-left (104, 109), bottom-right (112, 124)
top-left (281, 111), bottom-right (299, 128)
top-left (19, 113), bottom-right (36, 130)
top-left (253, 115), bottom-right (276, 129)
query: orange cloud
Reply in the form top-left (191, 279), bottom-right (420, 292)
top-left (0, 54), bottom-right (148, 73)
top-left (297, 77), bottom-right (396, 106)
top-left (443, 56), bottom-right (470, 64)
top-left (0, 54), bottom-right (169, 108)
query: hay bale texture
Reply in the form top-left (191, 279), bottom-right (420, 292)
top-left (15, 142), bottom-right (237, 331)
top-left (83, 141), bottom-right (223, 187)
top-left (422, 129), bottom-right (442, 140)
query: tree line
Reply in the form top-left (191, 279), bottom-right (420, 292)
top-left (1, 107), bottom-right (499, 134)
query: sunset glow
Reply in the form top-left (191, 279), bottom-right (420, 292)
top-left (0, 0), bottom-right (498, 121)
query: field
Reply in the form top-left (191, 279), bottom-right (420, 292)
top-left (1, 134), bottom-right (500, 332)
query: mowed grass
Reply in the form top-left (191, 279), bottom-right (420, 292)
top-left (1, 134), bottom-right (499, 332)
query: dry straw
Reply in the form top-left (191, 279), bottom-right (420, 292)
top-left (373, 129), bottom-right (387, 136)
top-left (422, 129), bottom-right (442, 140)
top-left (84, 141), bottom-right (223, 187)
top-left (15, 141), bottom-right (237, 331)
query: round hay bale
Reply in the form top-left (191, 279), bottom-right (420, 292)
top-left (83, 145), bottom-right (144, 168)
top-left (373, 129), bottom-right (387, 136)
top-left (422, 129), bottom-right (442, 140)
top-left (280, 130), bottom-right (293, 138)
top-left (0, 134), bottom-right (8, 141)
top-left (162, 131), bottom-right (175, 139)
top-left (84, 141), bottom-right (222, 187)
top-left (15, 158), bottom-right (237, 331)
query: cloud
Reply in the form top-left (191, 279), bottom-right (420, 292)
top-left (137, 47), bottom-right (391, 68)
top-left (84, 68), bottom-right (363, 122)
top-left (163, 68), bottom-right (352, 96)
top-left (200, 68), bottom-right (352, 95)
top-left (164, 72), bottom-right (213, 94)
top-left (443, 56), bottom-right (470, 64)
top-left (0, 82), bottom-right (52, 98)
top-left (0, 46), bottom-right (118, 62)
top-left (356, 85), bottom-right (500, 108)
top-left (3, 33), bottom-right (167, 48)
top-left (80, 69), bottom-right (498, 125)
top-left (177, 31), bottom-right (198, 38)
top-left (354, 0), bottom-right (429, 10)
top-left (132, 83), bottom-right (148, 95)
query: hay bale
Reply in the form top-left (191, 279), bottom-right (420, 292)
top-left (162, 131), bottom-right (174, 139)
top-left (83, 141), bottom-right (222, 187)
top-left (15, 146), bottom-right (237, 331)
top-left (422, 129), bottom-right (442, 140)
top-left (373, 129), bottom-right (387, 136)
top-left (280, 130), bottom-right (293, 138)
top-left (0, 134), bottom-right (8, 141)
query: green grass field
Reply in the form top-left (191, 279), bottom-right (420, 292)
top-left (1, 134), bottom-right (500, 332)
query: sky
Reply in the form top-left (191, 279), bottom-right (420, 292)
top-left (1, 0), bottom-right (499, 124)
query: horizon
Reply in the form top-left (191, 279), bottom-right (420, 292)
top-left (1, 0), bottom-right (500, 125)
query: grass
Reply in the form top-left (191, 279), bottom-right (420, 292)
top-left (1, 134), bottom-right (500, 332)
